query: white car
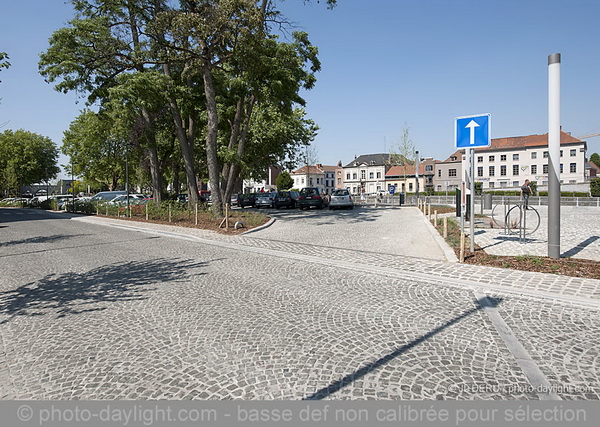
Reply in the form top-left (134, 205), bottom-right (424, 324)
top-left (329, 189), bottom-right (353, 210)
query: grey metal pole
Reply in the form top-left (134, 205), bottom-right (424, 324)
top-left (548, 53), bottom-right (561, 258)
top-left (469, 149), bottom-right (475, 252)
top-left (415, 150), bottom-right (420, 205)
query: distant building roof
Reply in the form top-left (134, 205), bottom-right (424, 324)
top-left (343, 153), bottom-right (390, 168)
top-left (473, 131), bottom-right (583, 152)
top-left (291, 164), bottom-right (338, 174)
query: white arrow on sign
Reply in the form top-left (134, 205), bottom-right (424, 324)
top-left (465, 120), bottom-right (480, 145)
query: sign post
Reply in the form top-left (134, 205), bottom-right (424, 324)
top-left (455, 113), bottom-right (491, 253)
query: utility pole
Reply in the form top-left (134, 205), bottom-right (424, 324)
top-left (548, 53), bottom-right (561, 259)
top-left (415, 150), bottom-right (420, 204)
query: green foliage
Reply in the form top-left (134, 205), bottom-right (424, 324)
top-left (0, 51), bottom-right (9, 82)
top-left (276, 171), bottom-right (294, 190)
top-left (474, 182), bottom-right (483, 195)
top-left (590, 153), bottom-right (600, 167)
top-left (590, 178), bottom-right (600, 197)
top-left (0, 129), bottom-right (60, 196)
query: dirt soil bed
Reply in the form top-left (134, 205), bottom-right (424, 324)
top-left (439, 216), bottom-right (600, 280)
top-left (98, 210), bottom-right (270, 234)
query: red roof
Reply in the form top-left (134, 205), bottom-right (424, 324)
top-left (475, 131), bottom-right (582, 151)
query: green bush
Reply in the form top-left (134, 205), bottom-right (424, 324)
top-left (591, 178), bottom-right (600, 197)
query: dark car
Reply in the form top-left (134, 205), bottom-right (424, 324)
top-left (297, 187), bottom-right (326, 210)
top-left (237, 193), bottom-right (258, 208)
top-left (274, 190), bottom-right (299, 209)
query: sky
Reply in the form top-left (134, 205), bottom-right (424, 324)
top-left (1, 0), bottom-right (600, 177)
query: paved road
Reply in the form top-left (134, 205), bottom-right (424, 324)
top-left (0, 208), bottom-right (599, 400)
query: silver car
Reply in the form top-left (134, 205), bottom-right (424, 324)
top-left (329, 189), bottom-right (353, 210)
top-left (255, 191), bottom-right (277, 208)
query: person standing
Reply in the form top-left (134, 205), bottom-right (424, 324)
top-left (521, 179), bottom-right (532, 209)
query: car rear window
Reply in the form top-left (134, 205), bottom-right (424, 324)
top-left (333, 190), bottom-right (349, 196)
top-left (300, 188), bottom-right (319, 195)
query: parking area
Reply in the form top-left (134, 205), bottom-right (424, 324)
top-left (240, 206), bottom-right (450, 262)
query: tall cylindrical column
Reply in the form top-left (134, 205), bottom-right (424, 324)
top-left (548, 53), bottom-right (561, 259)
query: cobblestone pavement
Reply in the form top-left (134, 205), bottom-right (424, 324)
top-left (0, 208), bottom-right (599, 400)
top-left (472, 205), bottom-right (600, 261)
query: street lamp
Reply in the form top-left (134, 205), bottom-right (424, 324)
top-left (126, 144), bottom-right (130, 216)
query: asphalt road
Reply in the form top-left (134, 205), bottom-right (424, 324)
top-left (0, 208), bottom-right (598, 400)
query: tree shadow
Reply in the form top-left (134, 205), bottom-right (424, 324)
top-left (262, 207), bottom-right (384, 225)
top-left (0, 208), bottom-right (79, 224)
top-left (0, 258), bottom-right (212, 323)
top-left (561, 236), bottom-right (599, 258)
top-left (0, 234), bottom-right (87, 247)
top-left (303, 296), bottom-right (503, 400)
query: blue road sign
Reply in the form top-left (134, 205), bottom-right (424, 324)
top-left (455, 113), bottom-right (491, 148)
top-left (388, 185), bottom-right (396, 194)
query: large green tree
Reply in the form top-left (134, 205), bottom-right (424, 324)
top-left (0, 130), bottom-right (60, 197)
top-left (590, 152), bottom-right (600, 167)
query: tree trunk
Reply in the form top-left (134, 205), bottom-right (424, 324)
top-left (145, 145), bottom-right (162, 202)
top-left (202, 62), bottom-right (222, 213)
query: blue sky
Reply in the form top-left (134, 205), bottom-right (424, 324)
top-left (1, 0), bottom-right (599, 176)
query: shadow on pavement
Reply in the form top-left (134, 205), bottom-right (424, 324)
top-left (254, 206), bottom-right (385, 225)
top-left (0, 208), bottom-right (80, 224)
top-left (0, 234), bottom-right (88, 248)
top-left (303, 296), bottom-right (503, 400)
top-left (0, 258), bottom-right (212, 323)
top-left (561, 236), bottom-right (600, 258)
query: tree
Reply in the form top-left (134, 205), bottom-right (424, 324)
top-left (0, 52), bottom-right (9, 78)
top-left (591, 178), bottom-right (600, 197)
top-left (388, 123), bottom-right (415, 192)
top-left (302, 144), bottom-right (319, 187)
top-left (590, 152), bottom-right (600, 167)
top-left (276, 171), bottom-right (293, 190)
top-left (0, 130), bottom-right (60, 197)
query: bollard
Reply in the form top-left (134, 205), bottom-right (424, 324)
top-left (96, 203), bottom-right (99, 216)
top-left (225, 203), bottom-right (229, 229)
top-left (443, 216), bottom-right (448, 238)
top-left (106, 205), bottom-right (108, 216)
top-left (459, 232), bottom-right (465, 262)
top-left (145, 203), bottom-right (148, 221)
top-left (428, 202), bottom-right (431, 220)
top-left (168, 205), bottom-right (172, 223)
top-left (434, 210), bottom-right (438, 227)
top-left (195, 203), bottom-right (198, 225)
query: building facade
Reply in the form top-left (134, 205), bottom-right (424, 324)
top-left (465, 131), bottom-right (587, 189)
top-left (343, 154), bottom-right (390, 194)
top-left (433, 151), bottom-right (462, 193)
top-left (385, 158), bottom-right (438, 193)
top-left (290, 164), bottom-right (338, 194)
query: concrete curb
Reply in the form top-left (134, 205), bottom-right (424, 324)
top-left (418, 208), bottom-right (459, 263)
top-left (241, 217), bottom-right (276, 235)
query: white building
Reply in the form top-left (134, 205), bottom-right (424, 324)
top-left (462, 131), bottom-right (587, 189)
top-left (343, 153), bottom-right (390, 194)
top-left (290, 164), bottom-right (337, 194)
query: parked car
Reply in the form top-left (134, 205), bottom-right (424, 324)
top-left (237, 193), bottom-right (258, 208)
top-left (90, 191), bottom-right (128, 203)
top-left (274, 190), bottom-right (299, 209)
top-left (108, 194), bottom-right (147, 205)
top-left (255, 191), bottom-right (278, 208)
top-left (297, 187), bottom-right (326, 210)
top-left (329, 189), bottom-right (353, 210)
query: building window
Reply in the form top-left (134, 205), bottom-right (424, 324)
top-left (477, 156), bottom-right (483, 163)
top-left (377, 172), bottom-right (381, 178)
top-left (451, 156), bottom-right (457, 161)
top-left (369, 172), bottom-right (374, 179)
top-left (543, 151), bottom-right (548, 158)
top-left (500, 181), bottom-right (508, 187)
top-left (425, 165), bottom-right (433, 172)
top-left (513, 165), bottom-right (519, 175)
top-left (361, 170), bottom-right (366, 180)
top-left (570, 149), bottom-right (576, 157)
top-left (513, 154), bottom-right (519, 161)
top-left (309, 178), bottom-right (313, 185)
top-left (513, 181), bottom-right (519, 187)
top-left (531, 165), bottom-right (537, 174)
top-left (477, 166), bottom-right (483, 177)
top-left (301, 178), bottom-right (305, 184)
top-left (500, 165), bottom-right (507, 176)
top-left (560, 150), bottom-right (563, 157)
top-left (449, 169), bottom-right (457, 177)
top-left (409, 183), bottom-right (413, 192)
top-left (337, 178), bottom-right (341, 185)
top-left (489, 155), bottom-right (495, 162)
top-left (352, 173), bottom-right (357, 180)
top-left (346, 173), bottom-right (350, 180)
top-left (531, 152), bottom-right (537, 159)
top-left (570, 163), bottom-right (576, 173)
top-left (489, 166), bottom-right (495, 176)
top-left (500, 154), bottom-right (507, 161)
top-left (489, 182), bottom-right (495, 188)
top-left (560, 164), bottom-right (563, 173)
top-left (543, 164), bottom-right (549, 174)
top-left (438, 170), bottom-right (441, 177)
